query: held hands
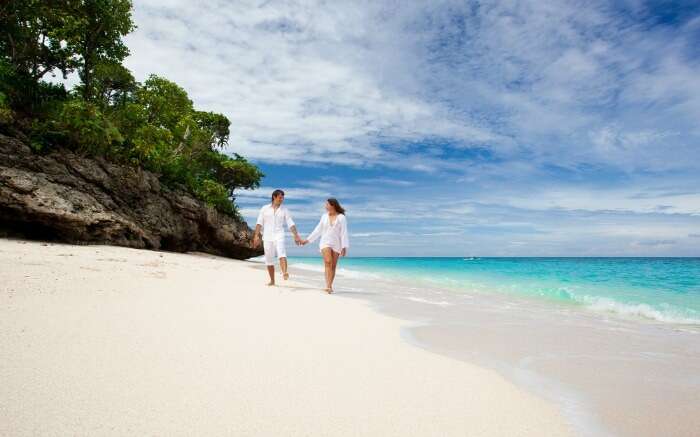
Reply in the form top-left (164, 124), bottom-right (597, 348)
top-left (293, 234), bottom-right (309, 246)
top-left (252, 235), bottom-right (260, 248)
top-left (341, 248), bottom-right (347, 257)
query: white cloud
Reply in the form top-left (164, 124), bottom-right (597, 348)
top-left (114, 1), bottom-right (700, 255)
top-left (119, 0), bottom-right (700, 174)
top-left (356, 178), bottom-right (415, 187)
top-left (236, 185), bottom-right (331, 201)
top-left (482, 185), bottom-right (700, 216)
top-left (123, 0), bottom-right (504, 169)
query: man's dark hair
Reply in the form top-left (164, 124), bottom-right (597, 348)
top-left (271, 189), bottom-right (285, 201)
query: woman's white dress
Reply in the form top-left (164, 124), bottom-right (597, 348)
top-left (306, 213), bottom-right (349, 254)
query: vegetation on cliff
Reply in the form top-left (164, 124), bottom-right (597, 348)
top-left (0, 0), bottom-right (263, 217)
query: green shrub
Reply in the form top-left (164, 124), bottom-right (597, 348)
top-left (194, 179), bottom-right (237, 216)
top-left (51, 99), bottom-right (124, 155)
top-left (129, 123), bottom-right (174, 171)
top-left (0, 91), bottom-right (13, 125)
top-left (0, 60), bottom-right (68, 119)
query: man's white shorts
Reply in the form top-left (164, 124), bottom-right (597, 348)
top-left (263, 239), bottom-right (287, 266)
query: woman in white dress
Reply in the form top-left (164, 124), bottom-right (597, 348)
top-left (302, 198), bottom-right (349, 293)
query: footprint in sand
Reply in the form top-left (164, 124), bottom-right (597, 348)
top-left (97, 258), bottom-right (128, 262)
top-left (140, 260), bottom-right (161, 268)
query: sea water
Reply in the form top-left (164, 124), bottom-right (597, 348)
top-left (291, 257), bottom-right (700, 325)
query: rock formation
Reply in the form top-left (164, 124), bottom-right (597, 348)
top-left (0, 133), bottom-right (262, 259)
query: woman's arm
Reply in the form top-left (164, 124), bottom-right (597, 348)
top-left (305, 216), bottom-right (324, 243)
top-left (340, 215), bottom-right (349, 250)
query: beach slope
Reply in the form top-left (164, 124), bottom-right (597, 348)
top-left (0, 239), bottom-right (571, 436)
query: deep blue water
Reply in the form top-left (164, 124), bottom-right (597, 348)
top-left (292, 257), bottom-right (700, 324)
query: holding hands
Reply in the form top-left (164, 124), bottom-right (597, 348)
top-left (293, 235), bottom-right (310, 246)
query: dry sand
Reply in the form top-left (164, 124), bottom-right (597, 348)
top-left (0, 239), bottom-right (572, 436)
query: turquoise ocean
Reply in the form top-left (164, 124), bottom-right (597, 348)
top-left (291, 257), bottom-right (700, 325)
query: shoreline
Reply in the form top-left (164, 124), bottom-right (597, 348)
top-left (288, 259), bottom-right (700, 437)
top-left (1, 239), bottom-right (572, 436)
top-left (286, 257), bottom-right (700, 326)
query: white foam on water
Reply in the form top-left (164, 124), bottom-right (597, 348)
top-left (292, 262), bottom-right (382, 280)
top-left (292, 263), bottom-right (325, 273)
top-left (579, 296), bottom-right (700, 325)
top-left (404, 296), bottom-right (453, 307)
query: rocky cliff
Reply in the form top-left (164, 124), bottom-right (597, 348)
top-left (0, 133), bottom-right (262, 259)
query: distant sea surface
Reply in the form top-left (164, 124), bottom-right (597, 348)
top-left (291, 257), bottom-right (700, 325)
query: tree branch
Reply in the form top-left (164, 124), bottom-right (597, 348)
top-left (7, 32), bottom-right (16, 61)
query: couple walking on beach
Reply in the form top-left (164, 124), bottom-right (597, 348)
top-left (252, 189), bottom-right (349, 293)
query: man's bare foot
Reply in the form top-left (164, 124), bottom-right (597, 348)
top-left (267, 281), bottom-right (275, 286)
top-left (283, 272), bottom-right (289, 280)
top-left (324, 287), bottom-right (333, 294)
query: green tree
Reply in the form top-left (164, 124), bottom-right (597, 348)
top-left (135, 75), bottom-right (193, 129)
top-left (62, 0), bottom-right (135, 101)
top-left (0, 2), bottom-right (72, 117)
top-left (0, 0), bottom-right (76, 82)
top-left (194, 111), bottom-right (230, 149)
top-left (87, 60), bottom-right (136, 108)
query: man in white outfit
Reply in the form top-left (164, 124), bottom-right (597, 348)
top-left (252, 189), bottom-right (302, 285)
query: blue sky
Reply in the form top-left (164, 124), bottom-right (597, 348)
top-left (119, 0), bottom-right (700, 256)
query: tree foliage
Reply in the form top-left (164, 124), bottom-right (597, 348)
top-left (0, 0), bottom-right (263, 217)
top-left (0, 0), bottom-right (76, 82)
top-left (63, 0), bottom-right (134, 100)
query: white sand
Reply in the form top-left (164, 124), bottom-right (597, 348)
top-left (0, 239), bottom-right (572, 436)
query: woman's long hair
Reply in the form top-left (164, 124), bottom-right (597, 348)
top-left (327, 198), bottom-right (346, 215)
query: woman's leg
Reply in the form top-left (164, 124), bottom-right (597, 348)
top-left (328, 250), bottom-right (340, 291)
top-left (321, 248), bottom-right (333, 291)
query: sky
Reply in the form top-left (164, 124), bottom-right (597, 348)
top-left (119, 0), bottom-right (700, 256)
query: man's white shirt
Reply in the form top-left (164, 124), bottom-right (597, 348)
top-left (256, 204), bottom-right (295, 241)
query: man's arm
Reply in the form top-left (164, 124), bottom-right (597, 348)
top-left (285, 210), bottom-right (302, 245)
top-left (252, 224), bottom-right (262, 247)
top-left (253, 207), bottom-right (264, 247)
top-left (289, 225), bottom-right (302, 245)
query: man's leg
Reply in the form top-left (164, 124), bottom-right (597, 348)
top-left (266, 265), bottom-right (275, 285)
top-left (263, 240), bottom-right (276, 285)
top-left (280, 257), bottom-right (289, 280)
top-left (277, 239), bottom-right (289, 280)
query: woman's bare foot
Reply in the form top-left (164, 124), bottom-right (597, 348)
top-left (267, 281), bottom-right (275, 286)
top-left (324, 287), bottom-right (333, 294)
top-left (283, 272), bottom-right (289, 280)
